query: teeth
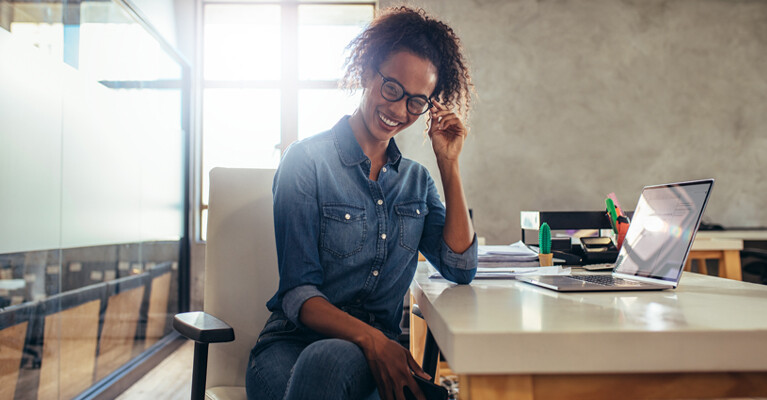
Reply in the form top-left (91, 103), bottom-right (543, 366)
top-left (379, 112), bottom-right (399, 127)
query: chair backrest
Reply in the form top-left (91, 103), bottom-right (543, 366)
top-left (145, 262), bottom-right (173, 349)
top-left (205, 168), bottom-right (278, 389)
top-left (36, 283), bottom-right (105, 400)
top-left (96, 273), bottom-right (148, 381)
top-left (0, 302), bottom-right (35, 400)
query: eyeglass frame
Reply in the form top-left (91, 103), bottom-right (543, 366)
top-left (376, 69), bottom-right (434, 116)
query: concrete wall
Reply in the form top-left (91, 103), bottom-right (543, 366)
top-left (382, 0), bottom-right (767, 244)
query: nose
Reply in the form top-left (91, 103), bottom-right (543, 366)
top-left (389, 97), bottom-right (408, 120)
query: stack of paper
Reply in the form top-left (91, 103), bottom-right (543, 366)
top-left (474, 265), bottom-right (571, 279)
top-left (427, 241), bottom-right (570, 280)
top-left (478, 241), bottom-right (539, 267)
top-left (429, 266), bottom-right (571, 280)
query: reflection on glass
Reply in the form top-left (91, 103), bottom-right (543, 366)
top-left (4, 3), bottom-right (63, 59)
top-left (298, 5), bottom-right (373, 80)
top-left (80, 2), bottom-right (181, 81)
top-left (0, 1), bottom-right (185, 399)
top-left (204, 4), bottom-right (281, 81)
top-left (298, 89), bottom-right (361, 139)
top-left (203, 88), bottom-right (281, 204)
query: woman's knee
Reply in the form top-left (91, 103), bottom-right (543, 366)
top-left (288, 339), bottom-right (376, 399)
top-left (246, 341), bottom-right (304, 400)
top-left (299, 339), bottom-right (365, 366)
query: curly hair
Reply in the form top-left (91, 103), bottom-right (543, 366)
top-left (342, 6), bottom-right (474, 121)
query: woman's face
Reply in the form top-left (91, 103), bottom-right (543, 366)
top-left (356, 50), bottom-right (438, 143)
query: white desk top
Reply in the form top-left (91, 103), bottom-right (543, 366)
top-left (411, 262), bottom-right (767, 375)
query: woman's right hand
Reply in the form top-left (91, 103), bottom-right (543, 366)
top-left (360, 330), bottom-right (431, 400)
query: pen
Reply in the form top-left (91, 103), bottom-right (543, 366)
top-left (605, 198), bottom-right (618, 234)
top-left (614, 204), bottom-right (624, 218)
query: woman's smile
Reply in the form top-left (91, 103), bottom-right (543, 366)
top-left (377, 110), bottom-right (402, 130)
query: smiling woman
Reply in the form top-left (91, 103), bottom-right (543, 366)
top-left (244, 6), bottom-right (478, 400)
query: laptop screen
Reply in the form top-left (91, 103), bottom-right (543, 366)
top-left (614, 179), bottom-right (714, 283)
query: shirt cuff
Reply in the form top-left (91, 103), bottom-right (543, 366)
top-left (281, 284), bottom-right (329, 326)
top-left (441, 233), bottom-right (479, 270)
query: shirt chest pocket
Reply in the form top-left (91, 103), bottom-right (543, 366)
top-left (320, 203), bottom-right (367, 258)
top-left (395, 201), bottom-right (428, 253)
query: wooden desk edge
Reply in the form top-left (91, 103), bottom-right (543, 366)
top-left (459, 372), bottom-right (767, 400)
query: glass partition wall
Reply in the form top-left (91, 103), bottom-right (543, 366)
top-left (0, 1), bottom-right (190, 399)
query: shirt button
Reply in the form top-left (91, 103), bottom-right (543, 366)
top-left (381, 233), bottom-right (387, 240)
top-left (416, 209), bottom-right (421, 215)
top-left (345, 213), bottom-right (351, 220)
top-left (377, 199), bottom-right (383, 206)
top-left (372, 270), bottom-right (379, 277)
top-left (382, 167), bottom-right (387, 173)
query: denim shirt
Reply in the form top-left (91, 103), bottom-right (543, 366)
top-left (265, 116), bottom-right (478, 336)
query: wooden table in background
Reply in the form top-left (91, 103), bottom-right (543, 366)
top-left (687, 236), bottom-right (743, 280)
top-left (688, 230), bottom-right (767, 281)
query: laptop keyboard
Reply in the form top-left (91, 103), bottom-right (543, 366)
top-left (568, 275), bottom-right (644, 287)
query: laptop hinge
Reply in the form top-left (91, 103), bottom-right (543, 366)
top-left (613, 272), bottom-right (676, 287)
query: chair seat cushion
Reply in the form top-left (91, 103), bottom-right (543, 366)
top-left (205, 386), bottom-right (247, 400)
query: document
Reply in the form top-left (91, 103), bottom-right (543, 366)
top-left (479, 241), bottom-right (538, 256)
top-left (478, 241), bottom-right (539, 263)
top-left (429, 266), bottom-right (571, 280)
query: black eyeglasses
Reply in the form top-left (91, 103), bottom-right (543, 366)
top-left (376, 69), bottom-right (433, 115)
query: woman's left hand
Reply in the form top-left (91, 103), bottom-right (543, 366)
top-left (428, 100), bottom-right (467, 164)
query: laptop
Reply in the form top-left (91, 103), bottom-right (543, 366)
top-left (518, 179), bottom-right (714, 292)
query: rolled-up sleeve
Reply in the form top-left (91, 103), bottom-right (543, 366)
top-left (418, 173), bottom-right (478, 284)
top-left (269, 143), bottom-right (328, 325)
top-left (281, 285), bottom-right (328, 324)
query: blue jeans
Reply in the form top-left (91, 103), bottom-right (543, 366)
top-left (246, 312), bottom-right (385, 400)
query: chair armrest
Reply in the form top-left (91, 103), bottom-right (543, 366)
top-left (174, 311), bottom-right (235, 343)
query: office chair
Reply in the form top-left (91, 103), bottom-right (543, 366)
top-left (174, 168), bottom-right (278, 400)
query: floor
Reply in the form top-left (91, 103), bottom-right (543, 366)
top-left (116, 340), bottom-right (193, 400)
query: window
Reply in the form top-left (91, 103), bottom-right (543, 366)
top-left (199, 1), bottom-right (374, 240)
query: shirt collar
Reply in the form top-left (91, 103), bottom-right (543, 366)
top-left (332, 116), bottom-right (402, 171)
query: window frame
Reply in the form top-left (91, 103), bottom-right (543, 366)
top-left (196, 0), bottom-right (376, 241)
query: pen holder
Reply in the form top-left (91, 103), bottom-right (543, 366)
top-left (538, 253), bottom-right (553, 267)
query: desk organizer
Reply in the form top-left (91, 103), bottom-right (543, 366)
top-left (520, 211), bottom-right (634, 265)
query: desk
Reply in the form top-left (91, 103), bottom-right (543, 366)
top-left (411, 262), bottom-right (767, 399)
top-left (696, 230), bottom-right (767, 242)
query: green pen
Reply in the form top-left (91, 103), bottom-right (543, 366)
top-left (605, 198), bottom-right (618, 234)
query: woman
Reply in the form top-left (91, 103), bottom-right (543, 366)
top-left (246, 6), bottom-right (478, 400)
